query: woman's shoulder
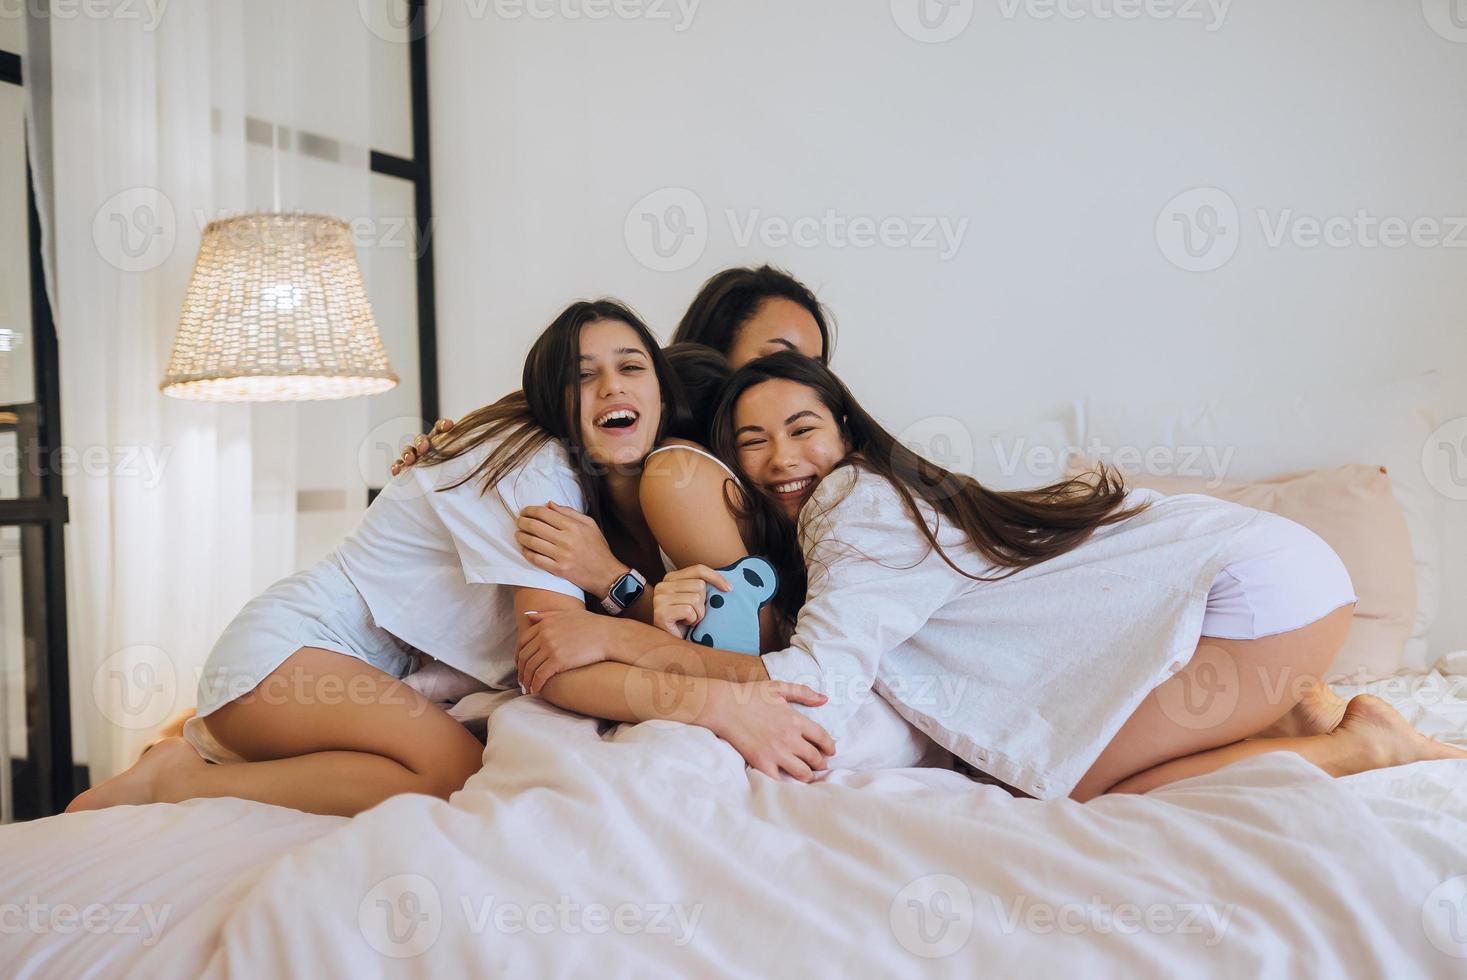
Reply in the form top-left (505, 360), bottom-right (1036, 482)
top-left (641, 439), bottom-right (738, 485)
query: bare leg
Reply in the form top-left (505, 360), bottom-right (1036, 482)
top-left (1072, 604), bottom-right (1357, 801)
top-left (1104, 694), bottom-right (1467, 795)
top-left (66, 647), bottom-right (485, 817)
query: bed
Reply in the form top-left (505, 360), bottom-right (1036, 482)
top-left (3, 652), bottom-right (1465, 978)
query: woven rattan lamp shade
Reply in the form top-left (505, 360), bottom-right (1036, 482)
top-left (161, 213), bottom-right (399, 401)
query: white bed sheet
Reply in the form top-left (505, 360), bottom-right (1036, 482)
top-left (3, 654), bottom-right (1466, 978)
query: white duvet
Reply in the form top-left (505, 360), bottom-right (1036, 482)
top-left (4, 656), bottom-right (1467, 978)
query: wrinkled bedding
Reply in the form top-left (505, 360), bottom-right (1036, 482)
top-left (4, 655), bottom-right (1467, 978)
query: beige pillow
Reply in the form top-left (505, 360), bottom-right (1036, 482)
top-left (1066, 458), bottom-right (1416, 683)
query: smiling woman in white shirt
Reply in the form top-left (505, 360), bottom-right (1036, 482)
top-left (520, 351), bottom-right (1467, 801)
top-left (65, 301), bottom-right (835, 817)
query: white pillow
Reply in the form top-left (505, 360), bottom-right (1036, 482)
top-left (1072, 371), bottom-right (1444, 673)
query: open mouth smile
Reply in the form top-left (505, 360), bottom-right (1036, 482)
top-left (593, 406), bottom-right (641, 434)
top-left (768, 475), bottom-right (817, 500)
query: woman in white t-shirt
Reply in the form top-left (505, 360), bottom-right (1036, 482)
top-left (66, 302), bottom-right (834, 816)
top-left (517, 352), bottom-right (1467, 800)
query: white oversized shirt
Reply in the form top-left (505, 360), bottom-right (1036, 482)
top-left (335, 436), bottom-right (585, 689)
top-left (760, 463), bottom-right (1267, 800)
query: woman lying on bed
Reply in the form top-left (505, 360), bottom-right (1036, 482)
top-left (67, 298), bottom-right (838, 818)
top-left (516, 352), bottom-right (1467, 802)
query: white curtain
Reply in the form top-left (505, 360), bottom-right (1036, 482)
top-left (28, 0), bottom-right (375, 779)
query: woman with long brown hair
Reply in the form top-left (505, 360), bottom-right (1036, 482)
top-left (517, 352), bottom-right (1467, 800)
top-left (67, 302), bottom-right (834, 817)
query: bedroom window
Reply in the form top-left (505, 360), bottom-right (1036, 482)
top-left (0, 23), bottom-right (74, 822)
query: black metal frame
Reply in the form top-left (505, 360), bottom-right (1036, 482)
top-left (369, 0), bottom-right (439, 427)
top-left (0, 0), bottom-right (438, 815)
top-left (1, 43), bottom-right (75, 819)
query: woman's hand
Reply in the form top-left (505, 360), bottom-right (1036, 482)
top-left (707, 680), bottom-right (836, 782)
top-left (651, 565), bottom-right (732, 637)
top-left (516, 501), bottom-right (626, 596)
top-left (389, 418), bottom-right (453, 477)
top-left (517, 608), bottom-right (625, 693)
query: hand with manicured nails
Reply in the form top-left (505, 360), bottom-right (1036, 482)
top-left (517, 608), bottom-right (618, 694)
top-left (389, 417), bottom-right (453, 477)
top-left (707, 680), bottom-right (836, 782)
top-left (652, 564), bottom-right (732, 637)
top-left (515, 501), bottom-right (627, 597)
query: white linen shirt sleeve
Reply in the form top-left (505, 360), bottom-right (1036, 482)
top-left (425, 441), bottom-right (586, 599)
top-left (760, 466), bottom-right (970, 740)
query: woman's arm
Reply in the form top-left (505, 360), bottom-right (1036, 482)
top-left (639, 444), bottom-right (783, 651)
top-left (522, 472), bottom-right (965, 742)
top-left (513, 587), bottom-right (834, 779)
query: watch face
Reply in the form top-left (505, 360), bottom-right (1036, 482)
top-left (610, 573), bottom-right (644, 609)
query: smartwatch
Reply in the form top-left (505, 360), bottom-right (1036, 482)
top-left (600, 567), bottom-right (647, 615)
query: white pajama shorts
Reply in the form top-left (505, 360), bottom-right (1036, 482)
top-left (184, 552), bottom-right (495, 764)
top-left (192, 553), bottom-right (421, 720)
top-left (1199, 511), bottom-right (1358, 641)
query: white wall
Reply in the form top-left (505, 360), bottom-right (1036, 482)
top-left (427, 0), bottom-right (1467, 651)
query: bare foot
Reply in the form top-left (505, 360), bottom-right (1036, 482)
top-left (1254, 678), bottom-right (1349, 739)
top-left (1323, 694), bottom-right (1467, 776)
top-left (65, 737), bottom-right (208, 812)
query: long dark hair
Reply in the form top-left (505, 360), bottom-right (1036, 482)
top-left (671, 265), bottom-right (834, 363)
top-left (419, 299), bottom-right (688, 529)
top-left (661, 342), bottom-right (732, 444)
top-left (710, 352), bottom-right (1150, 614)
